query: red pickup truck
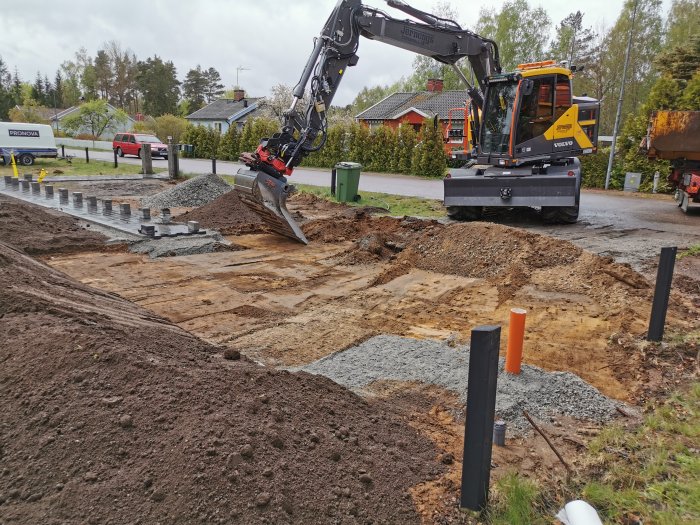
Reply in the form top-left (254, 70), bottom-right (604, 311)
top-left (113, 133), bottom-right (168, 159)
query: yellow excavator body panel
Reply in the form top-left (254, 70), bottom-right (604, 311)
top-left (543, 105), bottom-right (594, 149)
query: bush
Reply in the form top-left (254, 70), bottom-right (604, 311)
top-left (217, 125), bottom-right (241, 161)
top-left (154, 114), bottom-right (188, 144)
top-left (580, 148), bottom-right (611, 188)
top-left (411, 119), bottom-right (447, 178)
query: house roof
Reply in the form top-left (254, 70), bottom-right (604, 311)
top-left (50, 103), bottom-right (136, 123)
top-left (14, 105), bottom-right (67, 121)
top-left (186, 98), bottom-right (262, 122)
top-left (355, 90), bottom-right (468, 121)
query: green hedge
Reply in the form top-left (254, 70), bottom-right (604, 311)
top-left (182, 118), bottom-right (450, 179)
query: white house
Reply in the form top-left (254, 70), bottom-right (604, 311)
top-left (185, 90), bottom-right (262, 133)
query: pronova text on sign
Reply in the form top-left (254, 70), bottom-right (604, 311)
top-left (9, 129), bottom-right (41, 138)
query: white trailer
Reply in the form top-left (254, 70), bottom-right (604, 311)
top-left (0, 122), bottom-right (58, 166)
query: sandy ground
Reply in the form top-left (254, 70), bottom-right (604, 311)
top-left (3, 179), bottom-right (698, 524)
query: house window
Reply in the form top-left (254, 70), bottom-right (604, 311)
top-left (214, 122), bottom-right (222, 133)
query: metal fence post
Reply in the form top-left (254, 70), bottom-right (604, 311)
top-left (85, 147), bottom-right (89, 163)
top-left (647, 247), bottom-right (677, 342)
top-left (212, 157), bottom-right (217, 174)
top-left (460, 325), bottom-right (501, 512)
top-left (113, 148), bottom-right (118, 168)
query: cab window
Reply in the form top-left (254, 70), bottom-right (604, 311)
top-left (516, 76), bottom-right (555, 143)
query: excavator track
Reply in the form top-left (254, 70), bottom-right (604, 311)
top-left (233, 167), bottom-right (308, 244)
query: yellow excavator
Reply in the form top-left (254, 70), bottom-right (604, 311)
top-left (234, 0), bottom-right (600, 243)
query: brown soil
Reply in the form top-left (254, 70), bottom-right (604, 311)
top-left (0, 240), bottom-right (441, 524)
top-left (0, 195), bottom-right (107, 255)
top-left (173, 190), bottom-right (267, 236)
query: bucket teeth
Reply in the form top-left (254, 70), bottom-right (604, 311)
top-left (233, 168), bottom-right (308, 244)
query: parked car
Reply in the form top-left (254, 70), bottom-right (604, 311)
top-left (112, 133), bottom-right (168, 159)
top-left (0, 122), bottom-right (58, 166)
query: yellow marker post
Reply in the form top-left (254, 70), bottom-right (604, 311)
top-left (38, 168), bottom-right (47, 183)
top-left (10, 153), bottom-right (19, 179)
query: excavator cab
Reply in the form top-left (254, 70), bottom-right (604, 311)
top-left (477, 61), bottom-right (600, 166)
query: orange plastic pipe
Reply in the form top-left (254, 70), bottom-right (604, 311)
top-left (505, 308), bottom-right (527, 374)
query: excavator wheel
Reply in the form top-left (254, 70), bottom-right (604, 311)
top-left (541, 205), bottom-right (579, 224)
top-left (447, 206), bottom-right (483, 221)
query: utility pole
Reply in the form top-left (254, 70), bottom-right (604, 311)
top-left (236, 66), bottom-right (250, 88)
top-left (605, 0), bottom-right (639, 190)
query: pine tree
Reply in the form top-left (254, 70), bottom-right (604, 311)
top-left (204, 67), bottom-right (225, 103)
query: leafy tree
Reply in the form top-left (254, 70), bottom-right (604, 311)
top-left (60, 59), bottom-right (82, 106)
top-left (136, 56), bottom-right (180, 116)
top-left (183, 65), bottom-right (208, 111)
top-left (102, 41), bottom-right (138, 112)
top-left (8, 100), bottom-right (50, 124)
top-left (406, 2), bottom-right (473, 92)
top-left (0, 56), bottom-right (14, 119)
top-left (679, 70), bottom-right (700, 109)
top-left (94, 49), bottom-right (112, 100)
top-left (664, 0), bottom-right (700, 50)
top-left (597, 0), bottom-right (663, 133)
top-left (203, 67), bottom-right (224, 103)
top-left (475, 0), bottom-right (552, 71)
top-left (350, 83), bottom-right (401, 116)
top-left (154, 114), bottom-right (188, 143)
top-left (61, 99), bottom-right (128, 139)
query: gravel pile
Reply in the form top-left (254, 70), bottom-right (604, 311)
top-left (141, 174), bottom-right (232, 208)
top-left (129, 233), bottom-right (237, 258)
top-left (299, 335), bottom-right (622, 435)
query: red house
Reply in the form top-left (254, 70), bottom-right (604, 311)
top-left (354, 79), bottom-right (468, 154)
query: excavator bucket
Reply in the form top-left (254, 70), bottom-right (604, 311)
top-left (233, 168), bottom-right (308, 244)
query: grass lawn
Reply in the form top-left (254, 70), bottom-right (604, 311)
top-left (0, 157), bottom-right (165, 177)
top-left (216, 176), bottom-right (446, 218)
top-left (294, 183), bottom-right (447, 218)
top-left (484, 382), bottom-right (700, 524)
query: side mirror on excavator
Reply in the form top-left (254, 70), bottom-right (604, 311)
top-left (522, 79), bottom-right (534, 96)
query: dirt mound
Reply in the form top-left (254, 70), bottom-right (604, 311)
top-left (0, 195), bottom-right (107, 254)
top-left (302, 212), bottom-right (438, 244)
top-left (374, 222), bottom-right (650, 302)
top-left (174, 190), bottom-right (267, 236)
top-left (0, 241), bottom-right (440, 524)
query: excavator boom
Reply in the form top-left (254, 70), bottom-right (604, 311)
top-left (234, 0), bottom-right (499, 243)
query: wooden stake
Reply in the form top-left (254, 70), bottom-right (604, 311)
top-left (523, 410), bottom-right (571, 474)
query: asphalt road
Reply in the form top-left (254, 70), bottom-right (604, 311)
top-left (68, 148), bottom-right (699, 255)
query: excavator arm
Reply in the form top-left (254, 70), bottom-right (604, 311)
top-left (234, 0), bottom-right (500, 243)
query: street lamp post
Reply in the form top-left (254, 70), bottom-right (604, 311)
top-left (605, 0), bottom-right (639, 190)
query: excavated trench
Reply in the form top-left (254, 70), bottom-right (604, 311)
top-left (2, 178), bottom-right (698, 523)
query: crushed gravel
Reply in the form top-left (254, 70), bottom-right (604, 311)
top-left (141, 174), bottom-right (232, 208)
top-left (129, 233), bottom-right (238, 258)
top-left (299, 335), bottom-right (623, 435)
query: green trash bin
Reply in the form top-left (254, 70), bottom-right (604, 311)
top-left (335, 162), bottom-right (362, 202)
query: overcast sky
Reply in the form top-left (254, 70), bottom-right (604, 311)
top-left (1, 0), bottom-right (673, 107)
